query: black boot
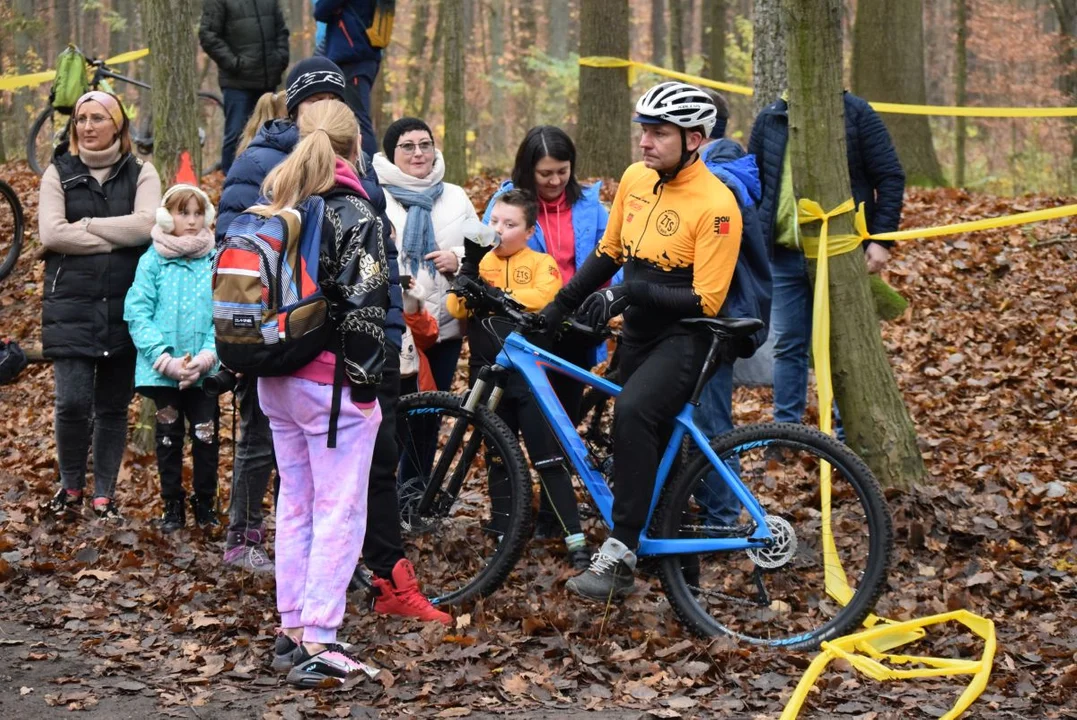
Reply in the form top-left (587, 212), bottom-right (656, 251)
top-left (160, 498), bottom-right (186, 533)
top-left (190, 494), bottom-right (220, 528)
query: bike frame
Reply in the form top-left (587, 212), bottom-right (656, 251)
top-left (479, 329), bottom-right (775, 557)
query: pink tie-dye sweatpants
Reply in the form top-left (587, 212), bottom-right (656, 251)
top-left (258, 375), bottom-right (381, 645)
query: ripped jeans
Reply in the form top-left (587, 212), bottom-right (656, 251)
top-left (138, 385), bottom-right (220, 501)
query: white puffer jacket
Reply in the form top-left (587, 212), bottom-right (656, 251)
top-left (373, 150), bottom-right (478, 342)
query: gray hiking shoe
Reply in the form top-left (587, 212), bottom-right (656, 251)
top-left (223, 543), bottom-right (275, 573)
top-left (565, 537), bottom-right (637, 600)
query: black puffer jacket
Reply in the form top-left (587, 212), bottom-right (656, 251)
top-left (748, 92), bottom-right (905, 250)
top-left (320, 188), bottom-right (389, 403)
top-left (42, 147), bottom-right (147, 359)
top-left (199, 0), bottom-right (290, 91)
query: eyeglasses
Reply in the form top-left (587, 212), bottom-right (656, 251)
top-left (396, 140), bottom-right (435, 156)
top-left (75, 114), bottom-right (111, 128)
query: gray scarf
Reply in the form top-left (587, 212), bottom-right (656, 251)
top-left (387, 183), bottom-right (445, 276)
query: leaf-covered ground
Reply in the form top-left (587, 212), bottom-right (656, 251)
top-left (0, 163), bottom-right (1074, 718)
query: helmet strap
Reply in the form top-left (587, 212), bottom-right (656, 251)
top-left (652, 127), bottom-right (696, 194)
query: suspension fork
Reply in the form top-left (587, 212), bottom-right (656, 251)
top-left (416, 366), bottom-right (508, 515)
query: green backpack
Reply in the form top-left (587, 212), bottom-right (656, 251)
top-left (50, 45), bottom-right (89, 114)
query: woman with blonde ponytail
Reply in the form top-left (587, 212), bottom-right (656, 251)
top-left (254, 99), bottom-right (390, 688)
top-left (236, 91), bottom-right (287, 156)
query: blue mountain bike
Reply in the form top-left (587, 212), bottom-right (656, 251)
top-left (395, 277), bottom-right (892, 648)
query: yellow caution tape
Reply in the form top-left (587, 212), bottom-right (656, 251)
top-left (578, 56), bottom-right (1077, 117)
top-left (781, 195), bottom-right (1077, 718)
top-left (0, 48), bottom-right (150, 92)
top-left (780, 611), bottom-right (996, 720)
top-left (578, 56), bottom-right (753, 96)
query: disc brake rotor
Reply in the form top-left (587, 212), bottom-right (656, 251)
top-left (746, 515), bottom-right (798, 570)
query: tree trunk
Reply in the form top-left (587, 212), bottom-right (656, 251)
top-left (404, 0), bottom-right (432, 115)
top-left (443, 0), bottom-right (467, 184)
top-left (752, 0), bottom-right (786, 114)
top-left (650, 0), bottom-right (666, 66)
top-left (146, 0), bottom-right (201, 180)
top-left (784, 0), bottom-right (926, 491)
top-left (1050, 0), bottom-right (1076, 191)
top-left (577, 0), bottom-right (631, 178)
top-left (110, 0), bottom-right (132, 58)
top-left (546, 0), bottom-right (570, 60)
top-left (669, 0), bottom-right (686, 72)
top-left (488, 0), bottom-right (506, 158)
top-left (852, 0), bottom-right (945, 187)
top-left (420, 0), bottom-right (446, 120)
top-left (954, 0), bottom-right (968, 188)
top-left (702, 0), bottom-right (726, 81)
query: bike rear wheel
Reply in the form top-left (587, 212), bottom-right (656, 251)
top-left (396, 391), bottom-right (532, 606)
top-left (0, 180), bottom-right (25, 282)
top-left (27, 108), bottom-right (64, 176)
top-left (654, 422), bottom-right (892, 650)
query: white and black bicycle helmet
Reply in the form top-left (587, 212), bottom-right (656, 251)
top-left (633, 81), bottom-right (718, 137)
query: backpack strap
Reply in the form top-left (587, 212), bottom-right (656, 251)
top-left (327, 346), bottom-right (346, 449)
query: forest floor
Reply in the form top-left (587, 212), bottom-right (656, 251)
top-left (0, 162), bottom-right (1074, 718)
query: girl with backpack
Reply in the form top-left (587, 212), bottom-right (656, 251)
top-left (248, 99), bottom-right (388, 688)
top-left (123, 184), bottom-right (220, 533)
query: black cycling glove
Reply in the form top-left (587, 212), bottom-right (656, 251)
top-left (578, 285), bottom-right (633, 329)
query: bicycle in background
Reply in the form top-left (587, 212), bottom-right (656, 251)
top-left (0, 180), bottom-right (24, 283)
top-left (26, 50), bottom-right (224, 177)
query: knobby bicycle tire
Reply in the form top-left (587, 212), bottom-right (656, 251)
top-left (0, 180), bottom-right (24, 282)
top-left (654, 422), bottom-right (893, 650)
top-left (26, 91), bottom-right (226, 177)
top-left (396, 391), bottom-right (532, 606)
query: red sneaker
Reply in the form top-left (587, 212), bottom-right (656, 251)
top-left (371, 559), bottom-right (452, 625)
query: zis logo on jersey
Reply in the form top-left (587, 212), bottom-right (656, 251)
top-left (514, 267), bottom-right (533, 284)
top-left (714, 216), bottom-right (732, 235)
top-left (657, 210), bottom-right (680, 236)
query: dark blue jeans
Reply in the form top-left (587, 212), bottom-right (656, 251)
top-left (771, 246), bottom-right (844, 438)
top-left (341, 60), bottom-right (380, 159)
top-left (221, 88), bottom-right (263, 174)
top-left (692, 360), bottom-right (741, 526)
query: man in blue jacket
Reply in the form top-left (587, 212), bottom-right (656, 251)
top-left (313, 0), bottom-right (392, 158)
top-left (217, 57), bottom-right (449, 625)
top-left (693, 88), bottom-right (772, 527)
top-left (749, 91), bottom-right (905, 429)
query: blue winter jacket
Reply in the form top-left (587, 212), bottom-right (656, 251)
top-left (216, 119), bottom-right (405, 349)
top-left (481, 180), bottom-right (622, 285)
top-left (748, 92), bottom-right (905, 251)
top-left (701, 139), bottom-right (772, 357)
top-left (124, 247), bottom-right (218, 388)
top-left (313, 0), bottom-right (381, 67)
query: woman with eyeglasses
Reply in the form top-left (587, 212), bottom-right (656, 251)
top-left (372, 117), bottom-right (478, 395)
top-left (37, 90), bottom-right (162, 522)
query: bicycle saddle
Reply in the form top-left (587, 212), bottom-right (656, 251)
top-left (680, 316), bottom-right (765, 338)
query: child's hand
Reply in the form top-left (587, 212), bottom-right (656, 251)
top-left (403, 280), bottom-right (426, 314)
top-left (154, 353), bottom-right (190, 381)
top-left (178, 351), bottom-right (216, 390)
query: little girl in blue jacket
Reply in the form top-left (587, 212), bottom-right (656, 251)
top-left (124, 184), bottom-right (220, 533)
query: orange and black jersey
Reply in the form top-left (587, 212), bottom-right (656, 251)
top-left (448, 246), bottom-right (562, 366)
top-left (556, 158), bottom-right (742, 342)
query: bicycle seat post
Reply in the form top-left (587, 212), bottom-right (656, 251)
top-left (688, 333), bottom-right (726, 406)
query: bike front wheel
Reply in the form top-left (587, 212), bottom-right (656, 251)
top-left (0, 180), bottom-right (25, 282)
top-left (654, 422), bottom-right (893, 650)
top-left (395, 391), bottom-right (532, 607)
top-left (27, 108), bottom-right (65, 176)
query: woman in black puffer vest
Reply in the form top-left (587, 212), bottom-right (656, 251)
top-left (37, 90), bottom-right (161, 521)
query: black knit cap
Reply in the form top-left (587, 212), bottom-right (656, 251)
top-left (382, 117), bottom-right (433, 159)
top-left (285, 57), bottom-right (347, 114)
